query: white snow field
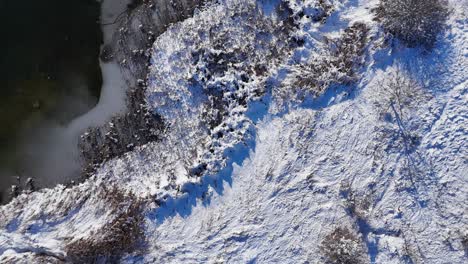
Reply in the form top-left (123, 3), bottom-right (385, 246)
top-left (0, 0), bottom-right (466, 263)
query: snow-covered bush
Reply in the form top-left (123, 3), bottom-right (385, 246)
top-left (320, 227), bottom-right (368, 264)
top-left (376, 0), bottom-right (448, 49)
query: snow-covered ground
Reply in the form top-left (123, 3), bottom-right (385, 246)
top-left (0, 0), bottom-right (466, 263)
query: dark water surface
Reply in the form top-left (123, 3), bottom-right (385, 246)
top-left (0, 0), bottom-right (103, 202)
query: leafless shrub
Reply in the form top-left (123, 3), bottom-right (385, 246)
top-left (373, 67), bottom-right (429, 157)
top-left (297, 22), bottom-right (368, 91)
top-left (462, 231), bottom-right (468, 253)
top-left (65, 188), bottom-right (146, 263)
top-left (339, 180), bottom-right (376, 221)
top-left (305, 173), bottom-right (318, 189)
top-left (277, 22), bottom-right (368, 107)
top-left (375, 0), bottom-right (448, 49)
top-left (9, 185), bottom-right (20, 199)
top-left (374, 67), bottom-right (427, 121)
top-left (326, 23), bottom-right (369, 83)
top-left (320, 227), bottom-right (368, 264)
top-left (346, 192), bottom-right (373, 221)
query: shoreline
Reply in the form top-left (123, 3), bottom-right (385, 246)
top-left (76, 0), bottom-right (205, 178)
top-left (1, 0), bottom-right (205, 203)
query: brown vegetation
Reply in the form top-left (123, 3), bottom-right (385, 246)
top-left (375, 0), bottom-right (448, 49)
top-left (65, 188), bottom-right (146, 263)
top-left (320, 226), bottom-right (368, 264)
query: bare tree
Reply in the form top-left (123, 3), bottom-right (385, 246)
top-left (374, 67), bottom-right (425, 124)
top-left (372, 67), bottom-right (435, 200)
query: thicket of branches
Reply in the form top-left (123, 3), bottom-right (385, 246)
top-left (320, 226), bottom-right (368, 264)
top-left (79, 87), bottom-right (165, 178)
top-left (374, 67), bottom-right (426, 122)
top-left (276, 22), bottom-right (368, 109)
top-left (376, 0), bottom-right (448, 49)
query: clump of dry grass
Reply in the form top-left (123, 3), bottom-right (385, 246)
top-left (65, 187), bottom-right (146, 263)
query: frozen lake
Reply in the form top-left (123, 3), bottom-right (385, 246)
top-left (0, 0), bottom-right (103, 202)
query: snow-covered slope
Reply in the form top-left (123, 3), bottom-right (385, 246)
top-left (0, 0), bottom-right (466, 263)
